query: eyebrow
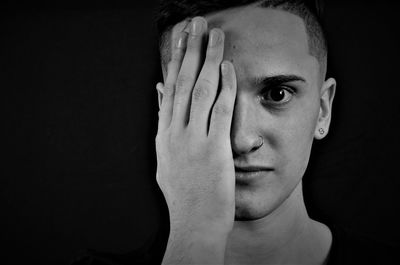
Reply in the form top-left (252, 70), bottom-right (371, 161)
top-left (252, 74), bottom-right (307, 87)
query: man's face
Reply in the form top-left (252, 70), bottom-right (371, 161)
top-left (163, 6), bottom-right (327, 220)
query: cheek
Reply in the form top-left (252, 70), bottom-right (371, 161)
top-left (286, 90), bottom-right (321, 141)
top-left (286, 105), bottom-right (319, 146)
top-left (267, 101), bottom-right (320, 177)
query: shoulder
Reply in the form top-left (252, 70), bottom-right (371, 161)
top-left (327, 225), bottom-right (397, 265)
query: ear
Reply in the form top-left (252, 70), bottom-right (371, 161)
top-left (314, 77), bottom-right (336, 140)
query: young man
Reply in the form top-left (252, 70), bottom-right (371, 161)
top-left (155, 0), bottom-right (334, 264)
top-left (71, 1), bottom-right (396, 264)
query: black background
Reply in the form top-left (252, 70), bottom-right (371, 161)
top-left (2, 1), bottom-right (400, 264)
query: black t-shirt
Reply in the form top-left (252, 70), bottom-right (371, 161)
top-left (70, 225), bottom-right (396, 265)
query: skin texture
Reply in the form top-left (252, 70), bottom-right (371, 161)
top-left (156, 17), bottom-right (236, 264)
top-left (157, 4), bottom-right (336, 265)
top-left (208, 6), bottom-right (327, 220)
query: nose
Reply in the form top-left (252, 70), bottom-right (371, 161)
top-left (231, 95), bottom-right (262, 157)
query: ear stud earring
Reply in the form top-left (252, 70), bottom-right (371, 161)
top-left (318, 128), bottom-right (325, 135)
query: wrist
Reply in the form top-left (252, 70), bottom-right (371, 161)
top-left (169, 222), bottom-right (230, 246)
top-left (170, 219), bottom-right (232, 239)
top-left (169, 209), bottom-right (233, 235)
top-left (163, 226), bottom-right (228, 264)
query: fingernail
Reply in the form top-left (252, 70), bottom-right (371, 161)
top-left (221, 62), bottom-right (229, 75)
top-left (208, 29), bottom-right (220, 47)
top-left (176, 34), bottom-right (185, 48)
top-left (190, 17), bottom-right (203, 35)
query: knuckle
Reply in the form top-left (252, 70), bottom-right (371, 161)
top-left (192, 82), bottom-right (211, 101)
top-left (213, 102), bottom-right (232, 116)
top-left (198, 77), bottom-right (214, 88)
top-left (192, 86), bottom-right (208, 101)
top-left (175, 74), bottom-right (192, 94)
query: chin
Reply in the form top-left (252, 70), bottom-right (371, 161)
top-left (233, 186), bottom-right (284, 221)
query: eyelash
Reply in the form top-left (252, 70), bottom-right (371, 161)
top-left (259, 85), bottom-right (296, 108)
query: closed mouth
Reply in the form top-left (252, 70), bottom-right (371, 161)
top-left (234, 166), bottom-right (273, 172)
top-left (234, 166), bottom-right (273, 182)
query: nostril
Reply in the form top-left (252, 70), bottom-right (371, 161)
top-left (231, 133), bottom-right (262, 156)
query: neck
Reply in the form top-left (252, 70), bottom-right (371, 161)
top-left (225, 182), bottom-right (331, 265)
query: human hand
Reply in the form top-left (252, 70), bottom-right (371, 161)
top-left (155, 17), bottom-right (237, 263)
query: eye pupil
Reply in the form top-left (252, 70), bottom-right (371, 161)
top-left (270, 88), bottom-right (285, 101)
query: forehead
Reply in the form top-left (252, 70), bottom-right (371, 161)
top-left (163, 5), bottom-right (319, 84)
top-left (207, 5), bottom-right (309, 53)
top-left (204, 5), bottom-right (317, 80)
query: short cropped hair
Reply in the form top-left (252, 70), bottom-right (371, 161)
top-left (156, 0), bottom-right (327, 78)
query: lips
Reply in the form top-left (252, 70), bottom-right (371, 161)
top-left (234, 166), bottom-right (273, 182)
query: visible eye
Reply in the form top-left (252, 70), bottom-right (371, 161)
top-left (260, 86), bottom-right (294, 105)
